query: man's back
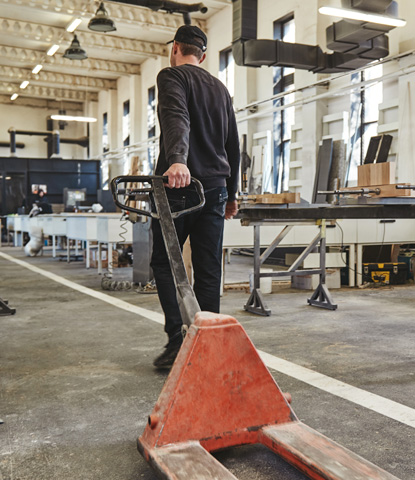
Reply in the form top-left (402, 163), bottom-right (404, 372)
top-left (156, 64), bottom-right (239, 195)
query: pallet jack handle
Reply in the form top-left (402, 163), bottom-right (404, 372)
top-left (110, 175), bottom-right (205, 328)
top-left (110, 175), bottom-right (205, 219)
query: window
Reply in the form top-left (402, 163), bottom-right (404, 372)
top-left (273, 15), bottom-right (295, 193)
top-left (348, 65), bottom-right (383, 184)
top-left (123, 100), bottom-right (130, 147)
top-left (147, 86), bottom-right (157, 171)
top-left (219, 47), bottom-right (235, 98)
top-left (102, 112), bottom-right (109, 153)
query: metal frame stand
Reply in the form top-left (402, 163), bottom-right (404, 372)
top-left (307, 220), bottom-right (337, 310)
top-left (0, 297), bottom-right (16, 316)
top-left (244, 219), bottom-right (337, 316)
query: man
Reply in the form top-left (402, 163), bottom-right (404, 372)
top-left (151, 25), bottom-right (240, 368)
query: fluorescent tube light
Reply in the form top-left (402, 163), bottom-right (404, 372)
top-left (51, 114), bottom-right (97, 123)
top-left (32, 64), bottom-right (43, 74)
top-left (10, 93), bottom-right (18, 101)
top-left (47, 44), bottom-right (60, 56)
top-left (20, 80), bottom-right (29, 89)
top-left (318, 6), bottom-right (406, 28)
top-left (67, 18), bottom-right (82, 33)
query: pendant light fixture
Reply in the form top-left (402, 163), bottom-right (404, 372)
top-left (63, 35), bottom-right (88, 60)
top-left (88, 2), bottom-right (116, 32)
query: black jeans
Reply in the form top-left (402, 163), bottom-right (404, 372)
top-left (150, 185), bottom-right (228, 340)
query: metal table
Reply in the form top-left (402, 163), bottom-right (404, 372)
top-left (238, 199), bottom-right (415, 316)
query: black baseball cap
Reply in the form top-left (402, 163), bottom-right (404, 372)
top-left (167, 25), bottom-right (207, 52)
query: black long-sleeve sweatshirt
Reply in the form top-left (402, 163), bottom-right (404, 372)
top-left (155, 64), bottom-right (240, 201)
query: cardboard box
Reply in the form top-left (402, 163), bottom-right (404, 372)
top-left (86, 247), bottom-right (108, 269)
top-left (357, 162), bottom-right (395, 186)
top-left (85, 248), bottom-right (130, 269)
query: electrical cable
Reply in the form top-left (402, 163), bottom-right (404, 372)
top-left (375, 221), bottom-right (387, 264)
top-left (101, 213), bottom-right (133, 291)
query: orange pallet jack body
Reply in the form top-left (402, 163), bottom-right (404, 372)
top-left (112, 176), bottom-right (399, 480)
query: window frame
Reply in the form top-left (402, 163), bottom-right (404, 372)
top-left (273, 14), bottom-right (295, 193)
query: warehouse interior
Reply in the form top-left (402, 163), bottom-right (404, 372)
top-left (1, 1), bottom-right (415, 479)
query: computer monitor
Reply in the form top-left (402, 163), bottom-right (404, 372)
top-left (63, 188), bottom-right (87, 207)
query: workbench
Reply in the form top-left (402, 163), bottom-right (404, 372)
top-left (238, 198), bottom-right (415, 315)
top-left (4, 213), bottom-right (132, 272)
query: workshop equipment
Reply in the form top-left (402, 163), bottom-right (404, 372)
top-left (242, 218), bottom-right (337, 315)
top-left (363, 262), bottom-right (408, 285)
top-left (112, 175), bottom-right (399, 480)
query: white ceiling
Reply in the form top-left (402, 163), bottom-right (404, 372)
top-left (0, 0), bottom-right (231, 106)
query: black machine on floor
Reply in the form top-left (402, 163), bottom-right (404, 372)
top-left (0, 297), bottom-right (16, 316)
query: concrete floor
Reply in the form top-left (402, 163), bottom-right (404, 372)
top-left (0, 246), bottom-right (414, 480)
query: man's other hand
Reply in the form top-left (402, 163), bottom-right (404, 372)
top-left (225, 200), bottom-right (238, 220)
top-left (163, 163), bottom-right (191, 188)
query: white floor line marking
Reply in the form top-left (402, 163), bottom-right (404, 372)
top-left (0, 251), bottom-right (164, 325)
top-left (2, 251), bottom-right (414, 429)
top-left (259, 351), bottom-right (415, 429)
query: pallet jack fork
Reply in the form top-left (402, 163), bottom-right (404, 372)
top-left (112, 176), bottom-right (399, 480)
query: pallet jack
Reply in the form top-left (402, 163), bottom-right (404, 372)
top-left (112, 175), bottom-right (399, 480)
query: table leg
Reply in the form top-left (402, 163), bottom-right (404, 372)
top-left (86, 241), bottom-right (90, 269)
top-left (244, 225), bottom-right (271, 316)
top-left (98, 243), bottom-right (103, 275)
top-left (356, 244), bottom-right (363, 286)
top-left (308, 220), bottom-right (337, 310)
top-left (348, 243), bottom-right (355, 287)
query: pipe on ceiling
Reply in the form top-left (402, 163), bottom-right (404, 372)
top-left (107, 0), bottom-right (207, 24)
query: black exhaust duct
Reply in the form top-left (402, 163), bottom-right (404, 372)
top-left (231, 0), bottom-right (399, 73)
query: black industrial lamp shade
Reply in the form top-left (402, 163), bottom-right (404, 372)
top-left (63, 35), bottom-right (88, 60)
top-left (88, 2), bottom-right (116, 32)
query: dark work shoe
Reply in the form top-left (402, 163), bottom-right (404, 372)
top-left (153, 335), bottom-right (183, 369)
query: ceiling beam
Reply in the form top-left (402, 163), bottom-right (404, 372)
top-left (0, 65), bottom-right (117, 91)
top-left (0, 82), bottom-right (98, 102)
top-left (0, 45), bottom-right (141, 76)
top-left (0, 94), bottom-right (84, 111)
top-left (0, 18), bottom-right (169, 58)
